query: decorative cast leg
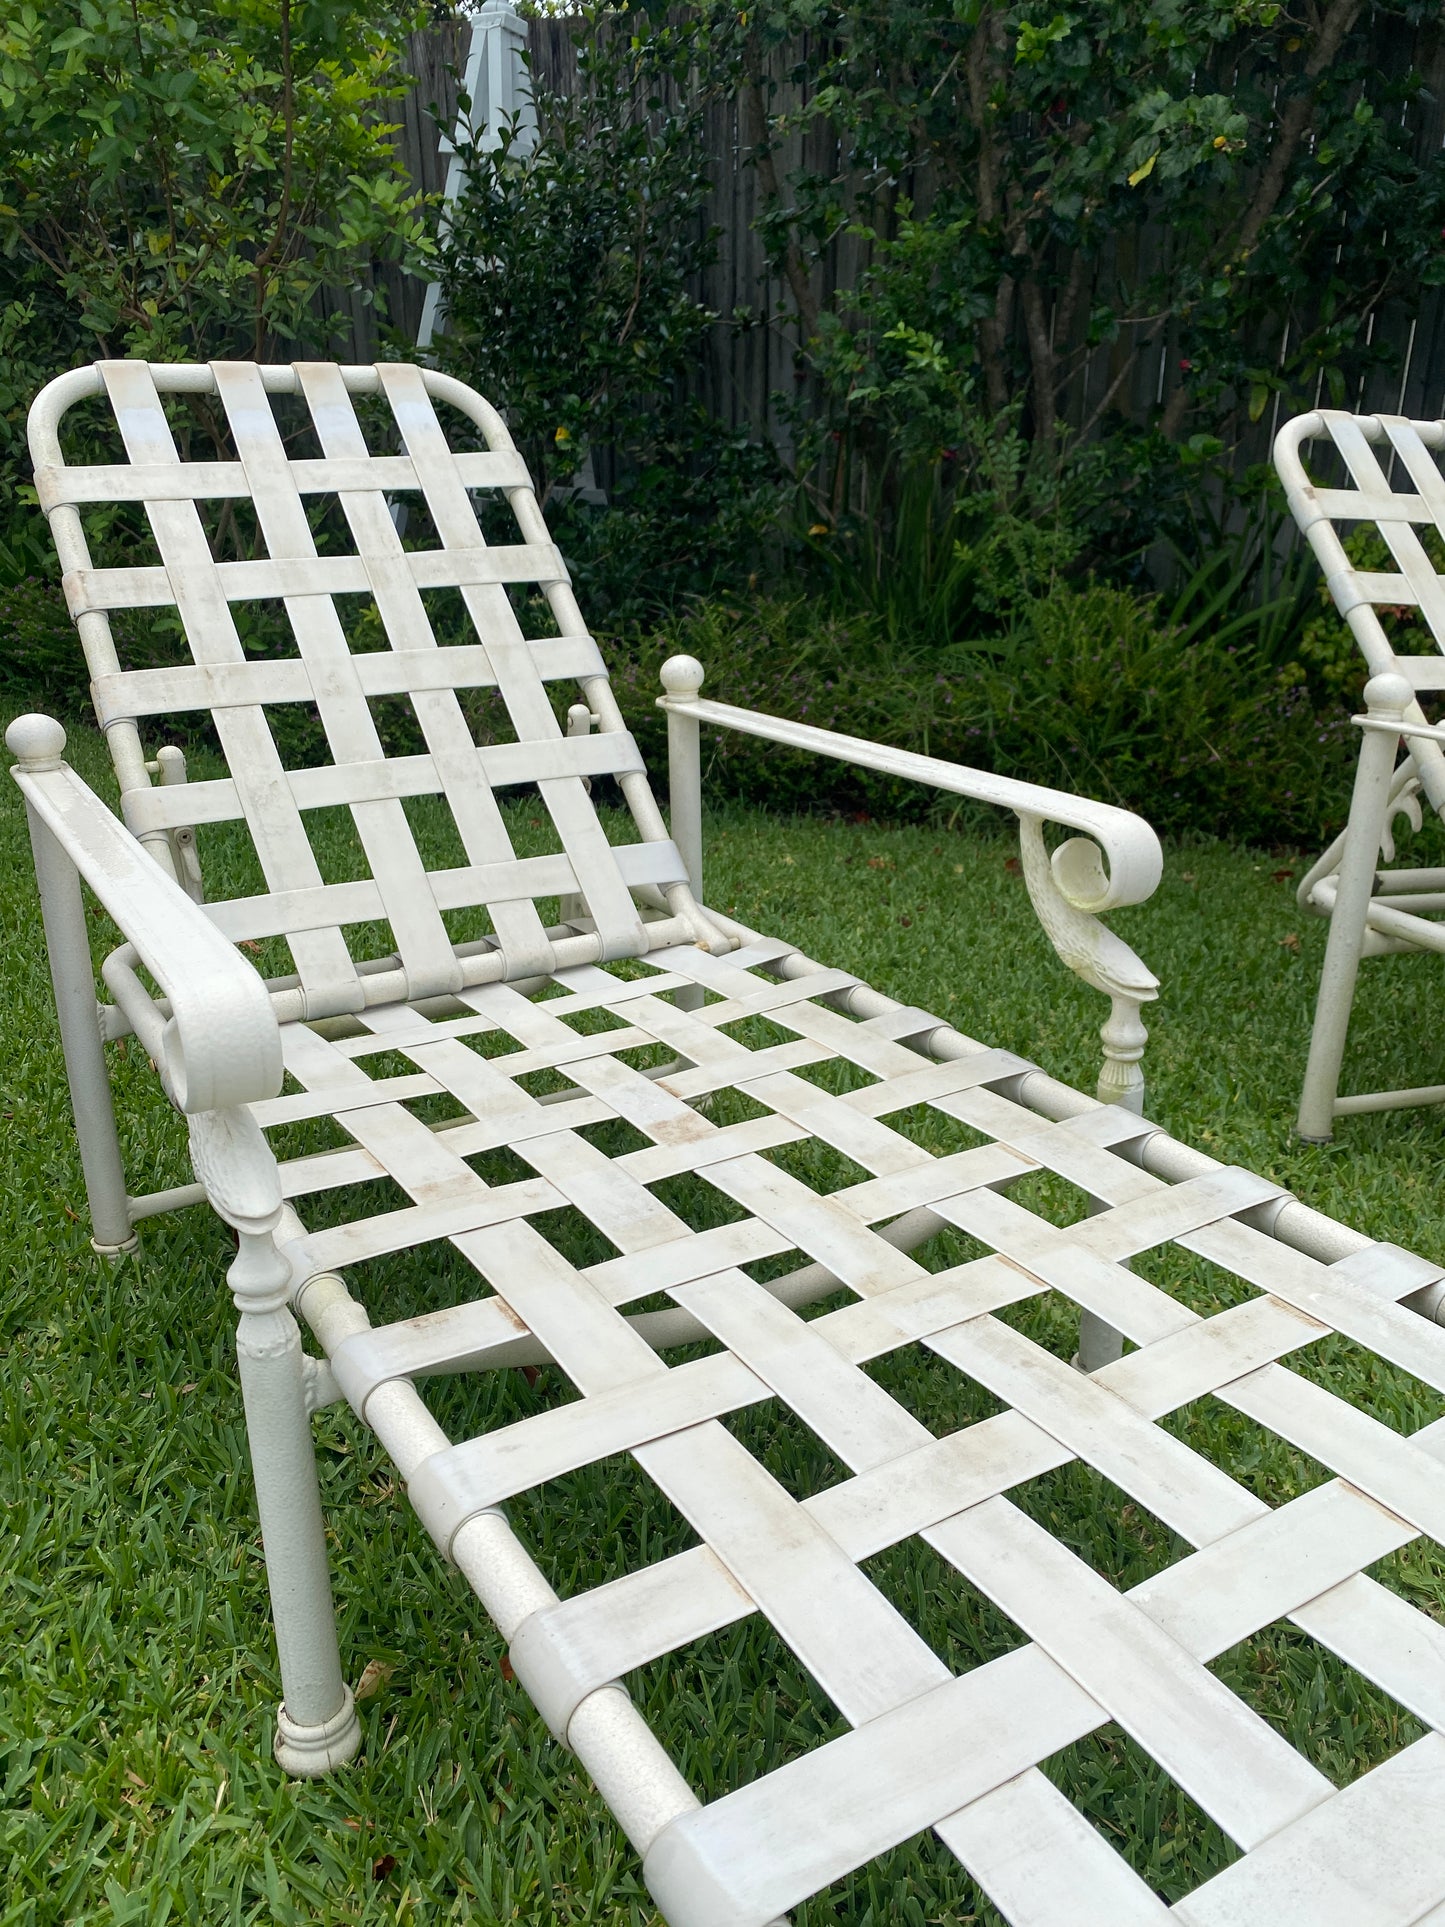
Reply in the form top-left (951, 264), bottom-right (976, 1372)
top-left (1297, 674), bottom-right (1410, 1143)
top-left (1017, 815), bottom-right (1159, 1371)
top-left (190, 1108), bottom-right (360, 1775)
top-left (1097, 991), bottom-right (1149, 1114)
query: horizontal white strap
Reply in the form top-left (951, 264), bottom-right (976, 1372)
top-left (642, 1644), bottom-right (1102, 1927)
top-left (35, 446), bottom-right (531, 509)
top-left (509, 1549), bottom-right (755, 1743)
top-left (123, 728), bottom-right (640, 831)
top-left (408, 1350), bottom-right (768, 1553)
top-left (65, 539), bottom-right (568, 614)
top-left (329, 1293), bottom-right (531, 1416)
top-left (192, 837), bottom-right (686, 942)
top-left (94, 635), bottom-right (606, 724)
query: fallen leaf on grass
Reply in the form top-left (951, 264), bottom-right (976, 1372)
top-left (1279, 931), bottom-right (1301, 951)
top-left (354, 1659), bottom-right (396, 1702)
top-left (1271, 868), bottom-right (1295, 884)
top-left (499, 1653), bottom-right (516, 1682)
top-left (372, 1854), bottom-right (398, 1882)
top-left (867, 855), bottom-right (892, 871)
top-left (1004, 856), bottom-right (1021, 874)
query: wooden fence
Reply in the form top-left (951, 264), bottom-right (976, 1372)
top-left (386, 8), bottom-right (1445, 475)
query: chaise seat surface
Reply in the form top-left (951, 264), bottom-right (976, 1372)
top-left (13, 357), bottom-right (1445, 1926)
top-left (263, 933), bottom-right (1445, 1927)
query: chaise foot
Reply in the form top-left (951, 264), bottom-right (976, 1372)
top-left (91, 1233), bottom-right (138, 1260)
top-left (275, 1685), bottom-right (362, 1777)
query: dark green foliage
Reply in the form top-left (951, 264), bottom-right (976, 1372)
top-left (622, 584), bottom-right (1358, 843)
top-left (436, 6), bottom-right (716, 501)
top-left (729, 1), bottom-right (1445, 513)
top-left (0, 0), bottom-right (436, 571)
top-left (435, 5), bottom-right (783, 620)
top-left (0, 568), bottom-right (88, 708)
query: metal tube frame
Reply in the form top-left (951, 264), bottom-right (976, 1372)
top-left (22, 800), bottom-right (134, 1254)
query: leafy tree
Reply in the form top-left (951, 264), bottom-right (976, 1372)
top-left (0, 0), bottom-right (434, 450)
top-left (435, 2), bottom-right (781, 617)
top-left (436, 2), bottom-right (719, 500)
top-left (720, 0), bottom-right (1445, 520)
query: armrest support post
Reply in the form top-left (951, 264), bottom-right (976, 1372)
top-left (658, 657), bottom-right (1163, 1112)
top-left (660, 656), bottom-right (706, 1012)
top-left (21, 789), bottom-right (134, 1253)
top-left (660, 655), bottom-right (705, 900)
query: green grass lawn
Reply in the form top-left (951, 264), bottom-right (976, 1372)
top-left (5, 701), bottom-right (1445, 1925)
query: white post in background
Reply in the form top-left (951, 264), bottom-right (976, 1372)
top-left (660, 657), bottom-right (707, 1012)
top-left (417, 2), bottom-right (537, 353)
top-left (1296, 672), bottom-right (1411, 1142)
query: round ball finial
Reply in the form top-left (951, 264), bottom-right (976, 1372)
top-left (1362, 671), bottom-right (1413, 719)
top-left (660, 654), bottom-right (705, 699)
top-left (6, 714), bottom-right (67, 769)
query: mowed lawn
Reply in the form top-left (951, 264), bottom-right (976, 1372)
top-left (5, 699), bottom-right (1445, 1925)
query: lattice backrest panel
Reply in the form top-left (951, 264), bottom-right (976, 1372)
top-left (29, 359), bottom-right (691, 1016)
top-left (1276, 410), bottom-right (1445, 691)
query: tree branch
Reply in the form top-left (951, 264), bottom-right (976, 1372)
top-left (743, 38), bottom-right (819, 344)
top-left (964, 8), bottom-right (1011, 415)
top-left (1237, 0), bottom-right (1363, 258)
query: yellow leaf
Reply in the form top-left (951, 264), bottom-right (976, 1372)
top-left (1127, 150), bottom-right (1158, 188)
top-left (353, 1659), bottom-right (395, 1701)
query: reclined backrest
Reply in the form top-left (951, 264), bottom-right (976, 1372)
top-left (28, 359), bottom-right (699, 1019)
top-left (1275, 409), bottom-right (1445, 668)
top-left (1276, 409), bottom-right (1445, 803)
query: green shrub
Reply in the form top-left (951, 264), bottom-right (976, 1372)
top-left (619, 587), bottom-right (1358, 846)
top-left (971, 586), bottom-right (1356, 843)
top-left (0, 572), bottom-right (88, 710)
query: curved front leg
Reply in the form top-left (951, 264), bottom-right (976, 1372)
top-left (1017, 813), bottom-right (1159, 1115)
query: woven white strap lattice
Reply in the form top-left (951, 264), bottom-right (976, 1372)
top-left (33, 360), bottom-right (696, 1014)
top-left (1276, 409), bottom-right (1445, 689)
top-left (258, 932), bottom-right (1445, 1926)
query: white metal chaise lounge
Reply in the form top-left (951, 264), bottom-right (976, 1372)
top-left (1277, 409), bottom-right (1445, 1141)
top-left (13, 359), bottom-right (1445, 1927)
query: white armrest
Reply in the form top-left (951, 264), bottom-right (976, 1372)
top-left (657, 679), bottom-right (1162, 913)
top-left (8, 716), bottom-right (282, 1114)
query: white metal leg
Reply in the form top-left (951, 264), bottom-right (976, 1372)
top-left (23, 794), bottom-right (134, 1254)
top-left (1097, 992), bottom-right (1149, 1115)
top-left (191, 1109), bottom-right (360, 1775)
top-left (1297, 674), bottom-right (1411, 1142)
